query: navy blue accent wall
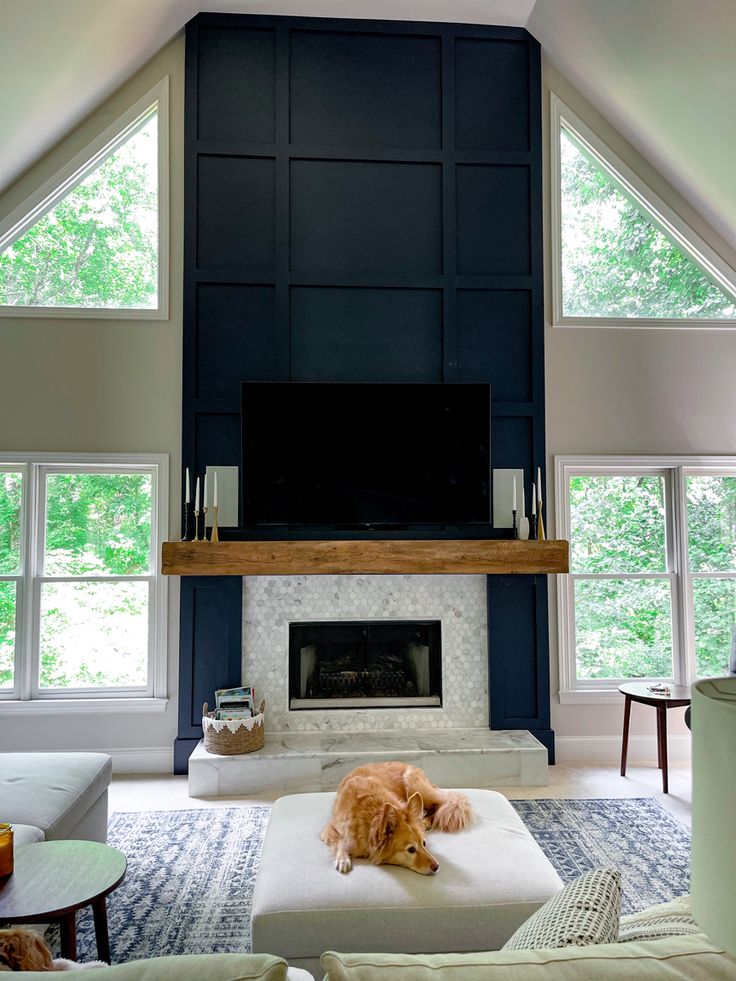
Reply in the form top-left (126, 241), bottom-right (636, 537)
top-left (177, 13), bottom-right (552, 772)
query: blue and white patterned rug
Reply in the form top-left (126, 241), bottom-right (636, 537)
top-left (67, 797), bottom-right (689, 962)
top-left (511, 798), bottom-right (691, 915)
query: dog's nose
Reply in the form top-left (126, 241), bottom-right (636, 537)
top-left (431, 862), bottom-right (439, 873)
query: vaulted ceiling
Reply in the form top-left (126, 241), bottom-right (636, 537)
top-left (1, 0), bottom-right (734, 249)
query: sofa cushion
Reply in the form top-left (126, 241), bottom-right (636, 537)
top-left (15, 953), bottom-right (289, 980)
top-left (320, 934), bottom-right (736, 980)
top-left (251, 789), bottom-right (563, 964)
top-left (502, 868), bottom-right (621, 951)
top-left (11, 823), bottom-right (44, 851)
top-left (0, 753), bottom-right (112, 841)
top-left (619, 894), bottom-right (701, 943)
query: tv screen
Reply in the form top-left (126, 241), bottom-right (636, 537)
top-left (241, 382), bottom-right (490, 527)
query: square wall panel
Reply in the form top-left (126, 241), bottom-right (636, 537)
top-left (290, 287), bottom-right (443, 381)
top-left (197, 28), bottom-right (275, 142)
top-left (457, 290), bottom-right (533, 401)
top-left (195, 285), bottom-right (276, 398)
top-left (195, 413), bottom-right (240, 476)
top-left (197, 156), bottom-right (275, 271)
top-left (290, 31), bottom-right (441, 148)
top-left (491, 415), bottom-right (533, 473)
top-left (456, 165), bottom-right (531, 276)
top-left (291, 160), bottom-right (442, 275)
top-left (455, 39), bottom-right (530, 151)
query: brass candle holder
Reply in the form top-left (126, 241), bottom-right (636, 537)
top-left (210, 505), bottom-right (220, 543)
top-left (538, 501), bottom-right (546, 541)
top-left (193, 509), bottom-right (201, 542)
top-left (202, 506), bottom-right (209, 542)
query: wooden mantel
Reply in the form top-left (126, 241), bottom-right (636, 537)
top-left (162, 539), bottom-right (569, 577)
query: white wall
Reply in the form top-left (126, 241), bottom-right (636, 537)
top-left (542, 58), bottom-right (736, 762)
top-left (0, 37), bottom-right (185, 771)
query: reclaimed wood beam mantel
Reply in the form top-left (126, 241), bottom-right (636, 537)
top-left (162, 539), bottom-right (569, 577)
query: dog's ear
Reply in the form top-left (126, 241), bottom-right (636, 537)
top-left (407, 791), bottom-right (424, 822)
top-left (368, 802), bottom-right (398, 852)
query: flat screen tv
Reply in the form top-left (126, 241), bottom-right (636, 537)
top-left (241, 381), bottom-right (490, 527)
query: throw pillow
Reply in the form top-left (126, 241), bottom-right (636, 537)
top-left (502, 868), bottom-right (621, 951)
top-left (619, 894), bottom-right (701, 943)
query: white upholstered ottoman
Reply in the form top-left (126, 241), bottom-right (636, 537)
top-left (251, 789), bottom-right (563, 978)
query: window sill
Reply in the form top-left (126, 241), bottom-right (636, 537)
top-left (0, 697), bottom-right (168, 715)
top-left (558, 689), bottom-right (627, 705)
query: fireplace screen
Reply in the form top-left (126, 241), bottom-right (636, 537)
top-left (289, 619), bottom-right (442, 710)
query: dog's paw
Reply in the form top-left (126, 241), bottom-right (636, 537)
top-left (336, 855), bottom-right (352, 874)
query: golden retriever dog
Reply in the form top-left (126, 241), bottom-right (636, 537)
top-left (0, 928), bottom-right (56, 971)
top-left (320, 761), bottom-right (473, 875)
top-left (0, 928), bottom-right (109, 972)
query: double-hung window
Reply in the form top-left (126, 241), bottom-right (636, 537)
top-left (556, 456), bottom-right (736, 701)
top-left (0, 454), bottom-right (167, 708)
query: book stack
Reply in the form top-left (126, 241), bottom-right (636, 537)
top-left (214, 686), bottom-right (256, 720)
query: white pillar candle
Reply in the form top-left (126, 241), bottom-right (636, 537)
top-left (185, 467), bottom-right (190, 504)
top-left (203, 473), bottom-right (208, 509)
top-left (194, 476), bottom-right (200, 513)
top-left (213, 471), bottom-right (218, 508)
top-left (512, 476), bottom-right (517, 511)
top-left (537, 466), bottom-right (543, 507)
top-left (531, 482), bottom-right (537, 515)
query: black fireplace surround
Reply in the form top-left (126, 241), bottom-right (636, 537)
top-left (175, 13), bottom-right (553, 772)
top-left (289, 619), bottom-right (442, 710)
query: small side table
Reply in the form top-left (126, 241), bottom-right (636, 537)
top-left (0, 840), bottom-right (126, 963)
top-left (619, 682), bottom-right (691, 794)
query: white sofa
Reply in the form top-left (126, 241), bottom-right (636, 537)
top-left (0, 751), bottom-right (112, 850)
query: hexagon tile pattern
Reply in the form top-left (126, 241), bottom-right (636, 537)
top-left (242, 574), bottom-right (488, 732)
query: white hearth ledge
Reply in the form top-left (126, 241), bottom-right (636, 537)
top-left (188, 727), bottom-right (548, 798)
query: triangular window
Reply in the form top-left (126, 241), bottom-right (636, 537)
top-left (0, 79), bottom-right (167, 317)
top-left (552, 96), bottom-right (736, 325)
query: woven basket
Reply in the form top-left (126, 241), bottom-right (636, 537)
top-left (202, 699), bottom-right (266, 755)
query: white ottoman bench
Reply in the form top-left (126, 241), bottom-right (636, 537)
top-left (251, 789), bottom-right (563, 978)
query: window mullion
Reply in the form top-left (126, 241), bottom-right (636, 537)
top-left (673, 467), bottom-right (696, 687)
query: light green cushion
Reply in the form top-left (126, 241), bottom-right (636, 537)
top-left (18, 953), bottom-right (289, 981)
top-left (321, 935), bottom-right (736, 980)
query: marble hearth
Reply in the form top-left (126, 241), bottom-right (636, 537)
top-left (188, 728), bottom-right (548, 797)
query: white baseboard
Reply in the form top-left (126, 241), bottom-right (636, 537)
top-left (555, 734), bottom-right (692, 764)
top-left (103, 746), bottom-right (173, 774)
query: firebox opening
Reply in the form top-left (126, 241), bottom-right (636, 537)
top-left (289, 619), bottom-right (442, 710)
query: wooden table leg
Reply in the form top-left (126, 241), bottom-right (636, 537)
top-left (92, 896), bottom-right (112, 964)
top-left (659, 704), bottom-right (669, 794)
top-left (657, 708), bottom-right (664, 769)
top-left (620, 694), bottom-right (632, 777)
top-left (59, 912), bottom-right (77, 961)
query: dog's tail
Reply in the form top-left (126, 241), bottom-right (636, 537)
top-left (432, 791), bottom-right (473, 832)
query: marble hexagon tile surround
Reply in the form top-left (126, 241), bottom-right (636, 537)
top-left (242, 573), bottom-right (488, 732)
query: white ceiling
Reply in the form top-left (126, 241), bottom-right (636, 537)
top-left (1, 0), bottom-right (734, 250)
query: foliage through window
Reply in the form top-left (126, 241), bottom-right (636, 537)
top-left (0, 457), bottom-right (166, 701)
top-left (0, 80), bottom-right (167, 316)
top-left (557, 459), bottom-right (736, 696)
top-left (552, 97), bottom-right (736, 325)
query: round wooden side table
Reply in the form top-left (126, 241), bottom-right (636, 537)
top-left (0, 839), bottom-right (126, 963)
top-left (619, 682), bottom-right (691, 794)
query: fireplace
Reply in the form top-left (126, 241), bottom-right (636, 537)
top-left (289, 619), bottom-right (442, 710)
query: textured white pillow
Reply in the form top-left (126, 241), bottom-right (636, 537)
top-left (619, 894), bottom-right (700, 943)
top-left (502, 869), bottom-right (621, 951)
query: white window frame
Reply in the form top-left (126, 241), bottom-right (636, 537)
top-left (0, 78), bottom-right (169, 321)
top-left (0, 452), bottom-right (168, 714)
top-left (550, 93), bottom-right (736, 330)
top-left (556, 455), bottom-right (736, 704)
